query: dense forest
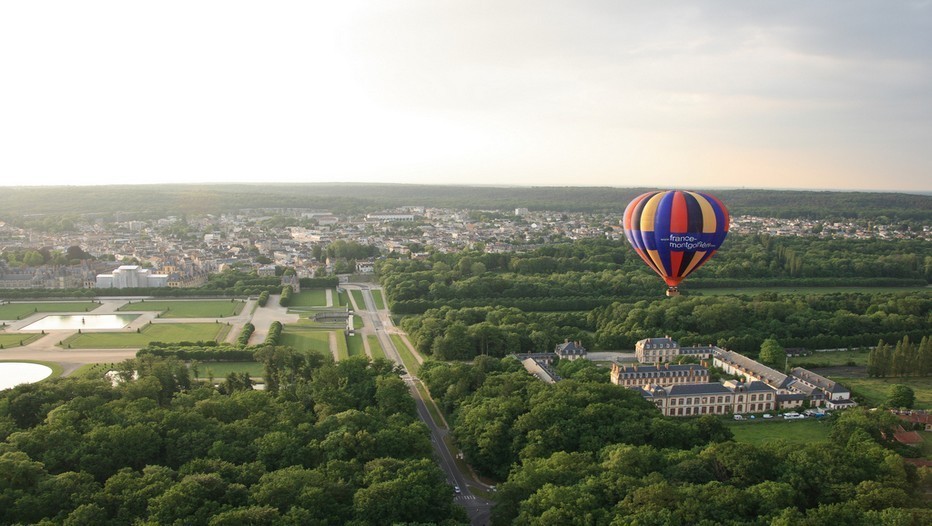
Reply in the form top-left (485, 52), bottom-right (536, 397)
top-left (420, 357), bottom-right (931, 526)
top-left (385, 235), bottom-right (930, 357)
top-left (0, 353), bottom-right (466, 525)
top-left (1, 184), bottom-right (929, 221)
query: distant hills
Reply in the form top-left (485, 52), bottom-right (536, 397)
top-left (1, 183), bottom-right (929, 221)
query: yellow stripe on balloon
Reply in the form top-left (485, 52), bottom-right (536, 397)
top-left (646, 249), bottom-right (667, 278)
top-left (685, 191), bottom-right (716, 233)
top-left (681, 250), bottom-right (707, 276)
top-left (639, 192), bottom-right (665, 232)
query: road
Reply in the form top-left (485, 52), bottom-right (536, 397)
top-left (346, 284), bottom-right (494, 526)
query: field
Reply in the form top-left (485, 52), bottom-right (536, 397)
top-left (0, 301), bottom-right (100, 320)
top-left (372, 290), bottom-right (386, 310)
top-left (368, 335), bottom-right (386, 360)
top-left (726, 418), bottom-right (833, 445)
top-left (347, 333), bottom-right (365, 357)
top-left (118, 300), bottom-right (244, 318)
top-left (278, 326), bottom-right (333, 356)
top-left (337, 290), bottom-right (347, 307)
top-left (829, 376), bottom-right (932, 409)
top-left (335, 333), bottom-right (349, 361)
top-left (288, 290), bottom-right (329, 307)
top-left (195, 361), bottom-right (265, 379)
top-left (63, 323), bottom-right (224, 348)
top-left (391, 334), bottom-right (421, 375)
top-left (0, 333), bottom-right (42, 348)
top-left (790, 349), bottom-right (871, 368)
top-left (693, 286), bottom-right (927, 296)
top-left (350, 290), bottom-right (366, 310)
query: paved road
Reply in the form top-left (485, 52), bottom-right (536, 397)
top-left (346, 284), bottom-right (494, 526)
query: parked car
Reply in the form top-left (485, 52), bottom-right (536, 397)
top-left (762, 413), bottom-right (773, 419)
top-left (733, 414), bottom-right (745, 420)
top-left (783, 412), bottom-right (805, 420)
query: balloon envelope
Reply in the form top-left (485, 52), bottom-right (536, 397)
top-left (623, 190), bottom-right (729, 293)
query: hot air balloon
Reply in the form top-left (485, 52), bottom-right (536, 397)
top-left (623, 190), bottom-right (729, 296)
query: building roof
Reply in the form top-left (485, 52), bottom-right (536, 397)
top-left (666, 383), bottom-right (733, 396)
top-left (555, 341), bottom-right (586, 354)
top-left (638, 337), bottom-right (678, 347)
top-left (790, 367), bottom-right (850, 394)
top-left (614, 364), bottom-right (707, 374)
top-left (893, 427), bottom-right (924, 446)
top-left (744, 381), bottom-right (776, 393)
top-left (714, 349), bottom-right (790, 388)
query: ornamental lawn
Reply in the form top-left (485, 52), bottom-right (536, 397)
top-left (278, 326), bottom-right (333, 357)
top-left (372, 290), bottom-right (386, 310)
top-left (64, 323), bottom-right (224, 348)
top-left (118, 300), bottom-right (244, 318)
top-left (287, 290), bottom-right (329, 307)
top-left (0, 333), bottom-right (42, 348)
top-left (0, 302), bottom-right (100, 320)
top-left (368, 335), bottom-right (386, 360)
top-left (347, 333), bottom-right (365, 357)
top-left (350, 290), bottom-right (366, 310)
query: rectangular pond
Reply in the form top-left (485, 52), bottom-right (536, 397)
top-left (22, 314), bottom-right (140, 331)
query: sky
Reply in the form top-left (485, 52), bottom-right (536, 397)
top-left (1, 1), bottom-right (930, 192)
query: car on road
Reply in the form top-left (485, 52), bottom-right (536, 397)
top-left (454, 485), bottom-right (461, 494)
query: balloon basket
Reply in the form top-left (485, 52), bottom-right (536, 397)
top-left (666, 287), bottom-right (680, 297)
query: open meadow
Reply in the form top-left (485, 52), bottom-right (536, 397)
top-left (726, 418), bottom-right (833, 445)
top-left (789, 349), bottom-right (871, 368)
top-left (63, 323), bottom-right (225, 348)
top-left (829, 376), bottom-right (932, 409)
top-left (0, 301), bottom-right (100, 320)
top-left (118, 299), bottom-right (244, 318)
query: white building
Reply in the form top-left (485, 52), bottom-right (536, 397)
top-left (96, 265), bottom-right (168, 288)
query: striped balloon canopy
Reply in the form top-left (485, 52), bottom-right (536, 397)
top-left (623, 190), bottom-right (729, 296)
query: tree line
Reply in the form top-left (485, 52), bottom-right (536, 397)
top-left (867, 336), bottom-right (932, 378)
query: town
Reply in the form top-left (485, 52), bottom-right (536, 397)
top-left (2, 207), bottom-right (928, 290)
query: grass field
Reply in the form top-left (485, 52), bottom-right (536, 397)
top-left (368, 335), bottom-right (386, 360)
top-left (337, 290), bottom-right (347, 307)
top-left (372, 290), bottom-right (386, 310)
top-left (391, 334), bottom-right (421, 375)
top-left (830, 376), bottom-right (932, 409)
top-left (0, 333), bottom-right (42, 348)
top-left (335, 333), bottom-right (349, 361)
top-left (0, 301), bottom-right (100, 320)
top-left (693, 286), bottom-right (927, 296)
top-left (196, 361), bottom-right (265, 379)
top-left (350, 290), bottom-right (366, 310)
top-left (63, 323), bottom-right (224, 348)
top-left (118, 300), bottom-right (244, 318)
top-left (352, 315), bottom-right (363, 330)
top-left (288, 290), bottom-right (329, 307)
top-left (790, 349), bottom-right (871, 368)
top-left (347, 334), bottom-right (365, 357)
top-left (279, 326), bottom-right (333, 356)
top-left (726, 418), bottom-right (833, 445)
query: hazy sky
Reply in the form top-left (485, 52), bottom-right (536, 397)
top-left (1, 1), bottom-right (930, 192)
